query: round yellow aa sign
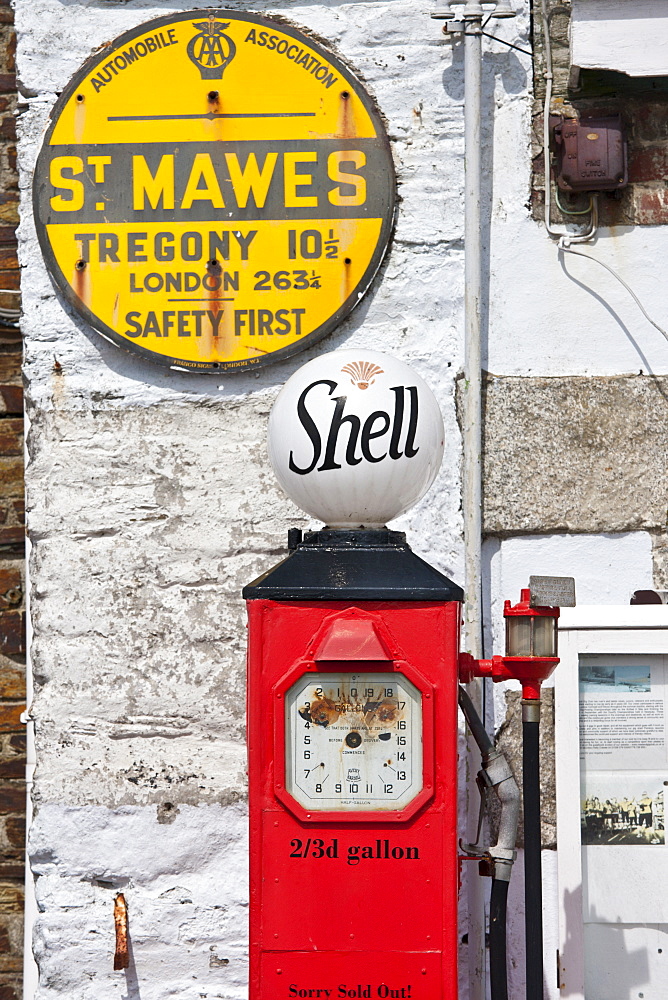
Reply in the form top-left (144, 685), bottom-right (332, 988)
top-left (33, 11), bottom-right (396, 373)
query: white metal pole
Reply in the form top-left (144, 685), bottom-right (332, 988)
top-left (462, 4), bottom-right (486, 1000)
top-left (463, 2), bottom-right (483, 657)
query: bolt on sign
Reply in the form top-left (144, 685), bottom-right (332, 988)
top-left (33, 11), bottom-right (396, 373)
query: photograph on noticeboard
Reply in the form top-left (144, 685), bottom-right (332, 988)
top-left (581, 773), bottom-right (665, 846)
top-left (580, 663), bottom-right (651, 694)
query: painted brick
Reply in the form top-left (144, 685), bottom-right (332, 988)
top-left (0, 568), bottom-right (20, 596)
top-left (0, 670), bottom-right (23, 702)
top-left (0, 271), bottom-right (18, 292)
top-left (0, 457), bottom-right (23, 497)
top-left (633, 186), bottom-right (668, 225)
top-left (0, 613), bottom-right (23, 656)
top-left (0, 528), bottom-right (22, 546)
top-left (0, 421), bottom-right (22, 457)
top-left (0, 756), bottom-right (23, 779)
top-left (0, 389), bottom-right (20, 416)
top-left (0, 528), bottom-right (22, 547)
top-left (628, 145), bottom-right (668, 184)
top-left (0, 204), bottom-right (17, 227)
top-left (630, 100), bottom-right (668, 143)
top-left (0, 706), bottom-right (22, 733)
top-left (0, 868), bottom-right (21, 892)
top-left (4, 817), bottom-right (24, 849)
top-left (0, 784), bottom-right (23, 814)
top-left (0, 883), bottom-right (22, 912)
top-left (0, 356), bottom-right (19, 383)
top-left (0, 459), bottom-right (22, 495)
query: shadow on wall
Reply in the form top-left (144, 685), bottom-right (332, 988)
top-left (440, 33), bottom-right (528, 379)
top-left (441, 39), bottom-right (528, 102)
top-left (560, 889), bottom-right (651, 998)
top-left (122, 929), bottom-right (141, 1000)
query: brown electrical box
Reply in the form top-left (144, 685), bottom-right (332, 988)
top-left (553, 115), bottom-right (627, 193)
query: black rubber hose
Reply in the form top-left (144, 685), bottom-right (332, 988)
top-left (458, 685), bottom-right (493, 757)
top-left (523, 717), bottom-right (543, 1000)
top-left (490, 878), bottom-right (509, 1000)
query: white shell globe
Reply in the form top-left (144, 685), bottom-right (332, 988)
top-left (268, 349), bottom-right (445, 528)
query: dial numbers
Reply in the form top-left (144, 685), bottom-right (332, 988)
top-left (285, 672), bottom-right (423, 811)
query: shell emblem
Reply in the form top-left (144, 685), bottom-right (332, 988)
top-left (341, 361), bottom-right (384, 390)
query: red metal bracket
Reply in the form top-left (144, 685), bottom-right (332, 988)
top-left (459, 652), bottom-right (560, 700)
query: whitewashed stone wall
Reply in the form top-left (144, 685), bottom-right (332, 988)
top-left (17, 2), bottom-right (469, 998)
top-left (16, 2), bottom-right (666, 1000)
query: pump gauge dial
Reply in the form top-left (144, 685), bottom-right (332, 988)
top-left (285, 671), bottom-right (422, 811)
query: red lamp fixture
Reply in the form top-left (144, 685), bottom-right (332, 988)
top-left (460, 588), bottom-right (560, 699)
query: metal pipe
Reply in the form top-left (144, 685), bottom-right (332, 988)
top-left (461, 7), bottom-right (485, 999)
top-left (540, 0), bottom-right (558, 236)
top-left (522, 699), bottom-right (543, 1000)
top-left (462, 1), bottom-right (483, 666)
top-left (540, 0), bottom-right (597, 241)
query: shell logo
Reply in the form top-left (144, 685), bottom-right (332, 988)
top-left (341, 360), bottom-right (384, 390)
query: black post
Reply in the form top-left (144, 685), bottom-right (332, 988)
top-left (523, 699), bottom-right (543, 1000)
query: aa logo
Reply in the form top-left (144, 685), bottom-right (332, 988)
top-left (187, 18), bottom-right (236, 79)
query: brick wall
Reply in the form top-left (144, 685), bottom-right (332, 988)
top-left (0, 2), bottom-right (24, 999)
top-left (531, 0), bottom-right (668, 227)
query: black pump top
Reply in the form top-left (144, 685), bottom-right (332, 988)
top-left (242, 528), bottom-right (464, 602)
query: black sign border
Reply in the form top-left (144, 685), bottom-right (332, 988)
top-left (33, 8), bottom-right (397, 374)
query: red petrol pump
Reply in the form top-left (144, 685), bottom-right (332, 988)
top-left (243, 349), bottom-right (571, 1000)
top-left (245, 527), bottom-right (464, 999)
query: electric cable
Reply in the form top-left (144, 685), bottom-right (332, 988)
top-left (554, 189), bottom-right (593, 216)
top-left (559, 242), bottom-right (668, 344)
top-left (540, 0), bottom-right (596, 239)
top-left (480, 30), bottom-right (532, 55)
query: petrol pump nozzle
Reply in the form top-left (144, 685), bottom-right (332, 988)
top-left (457, 686), bottom-right (519, 882)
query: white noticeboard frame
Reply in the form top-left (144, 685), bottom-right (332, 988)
top-left (555, 606), bottom-right (668, 999)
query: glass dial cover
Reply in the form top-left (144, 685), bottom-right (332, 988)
top-left (285, 671), bottom-right (422, 811)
